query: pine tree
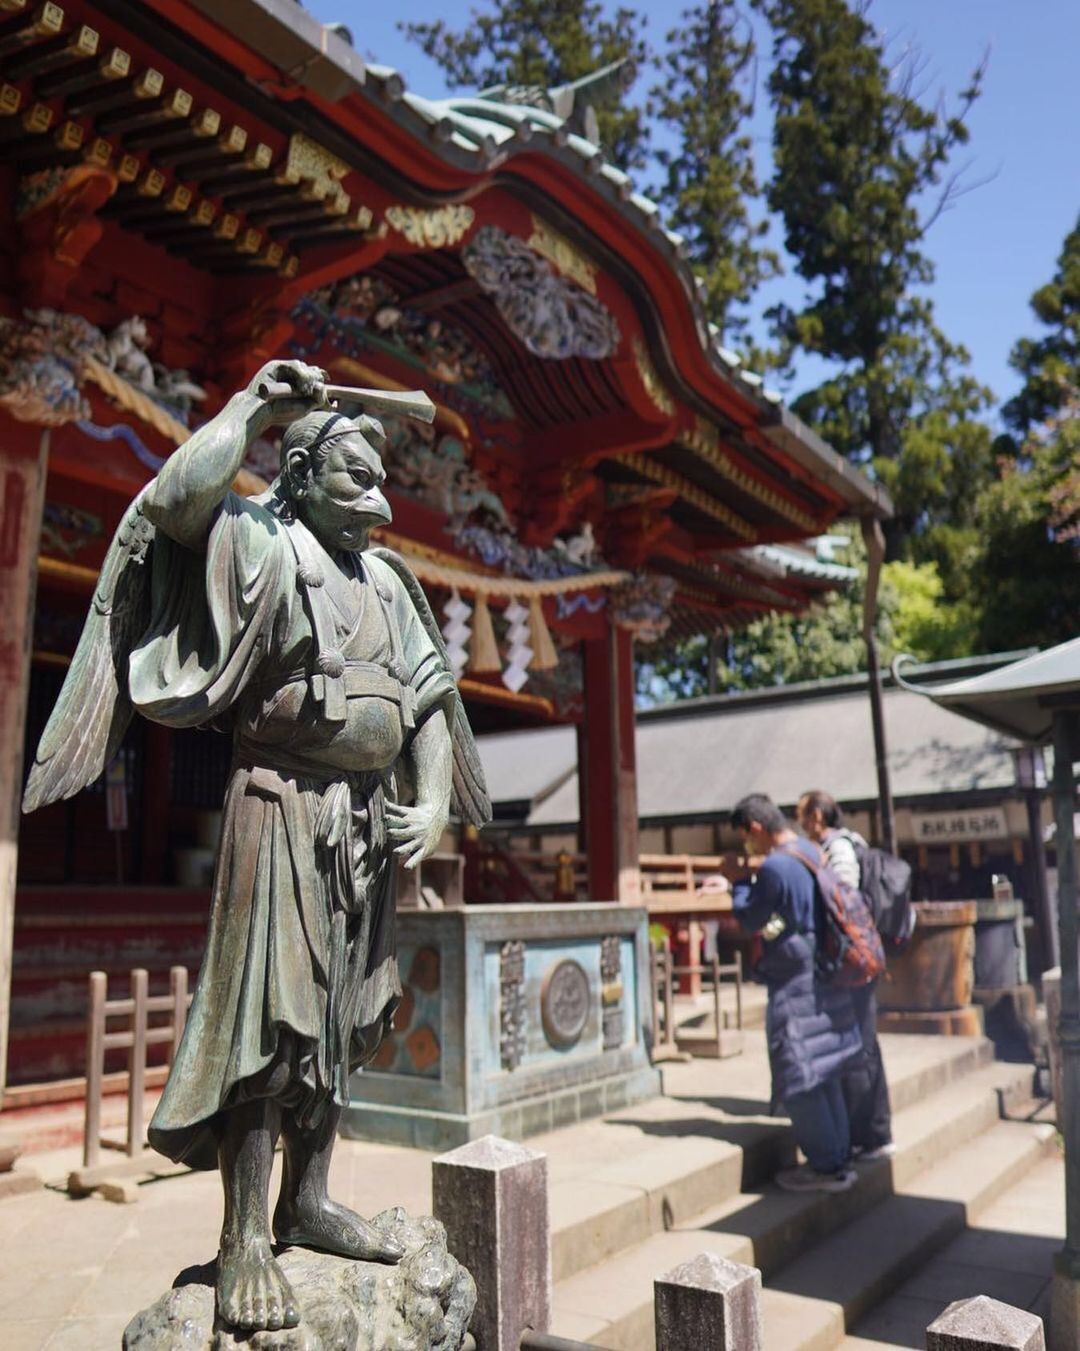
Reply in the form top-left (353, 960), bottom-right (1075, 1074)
top-left (1004, 215), bottom-right (1080, 435)
top-left (650, 1), bottom-right (778, 339)
top-left (758, 0), bottom-right (993, 557)
top-left (400, 1), bottom-right (651, 171)
top-left (971, 396), bottom-right (1080, 652)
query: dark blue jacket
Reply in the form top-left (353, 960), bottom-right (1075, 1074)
top-left (734, 838), bottom-right (862, 1101)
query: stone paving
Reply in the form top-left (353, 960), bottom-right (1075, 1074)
top-left (0, 1034), bottom-right (1065, 1350)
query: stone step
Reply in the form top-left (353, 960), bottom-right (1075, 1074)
top-left (764, 1121), bottom-right (1056, 1346)
top-left (546, 1033), bottom-right (997, 1285)
top-left (679, 1060), bottom-right (1033, 1279)
top-left (839, 1151), bottom-right (1064, 1349)
top-left (549, 1059), bottom-right (1050, 1348)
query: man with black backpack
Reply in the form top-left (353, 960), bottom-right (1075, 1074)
top-left (725, 794), bottom-right (863, 1193)
top-left (798, 790), bottom-right (912, 1161)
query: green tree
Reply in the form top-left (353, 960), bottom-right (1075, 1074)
top-left (401, 1), bottom-right (651, 171)
top-left (649, 1), bottom-right (778, 339)
top-left (970, 396), bottom-right (1080, 653)
top-left (1004, 214), bottom-right (1080, 435)
top-left (758, 0), bottom-right (993, 556)
top-left (636, 534), bottom-right (976, 704)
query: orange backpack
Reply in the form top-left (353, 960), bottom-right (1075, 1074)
top-left (784, 843), bottom-right (886, 988)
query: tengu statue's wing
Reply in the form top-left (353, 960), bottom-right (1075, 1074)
top-left (23, 493), bottom-right (154, 812)
top-left (369, 546), bottom-right (492, 828)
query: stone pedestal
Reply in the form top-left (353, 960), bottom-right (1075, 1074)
top-left (122, 1209), bottom-right (475, 1351)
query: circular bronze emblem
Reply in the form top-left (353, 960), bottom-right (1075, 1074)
top-left (541, 959), bottom-right (591, 1049)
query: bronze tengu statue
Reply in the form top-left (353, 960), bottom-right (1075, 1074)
top-left (24, 361), bottom-right (490, 1333)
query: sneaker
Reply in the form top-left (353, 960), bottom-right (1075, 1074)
top-left (775, 1164), bottom-right (857, 1194)
top-left (854, 1142), bottom-right (897, 1161)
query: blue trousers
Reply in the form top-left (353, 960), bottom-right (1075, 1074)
top-left (784, 1077), bottom-right (851, 1173)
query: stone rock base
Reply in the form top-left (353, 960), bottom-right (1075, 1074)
top-left (123, 1208), bottom-right (475, 1351)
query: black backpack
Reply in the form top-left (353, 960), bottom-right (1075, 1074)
top-left (851, 839), bottom-right (916, 948)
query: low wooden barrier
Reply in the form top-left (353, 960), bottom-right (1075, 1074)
top-left (649, 947), bottom-right (681, 1062)
top-left (69, 965), bottom-right (192, 1200)
top-left (673, 952), bottom-right (744, 1059)
top-left (651, 948), bottom-right (744, 1061)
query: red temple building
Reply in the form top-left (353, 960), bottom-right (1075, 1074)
top-left (0, 0), bottom-right (886, 1101)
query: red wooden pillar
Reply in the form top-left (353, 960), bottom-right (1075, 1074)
top-left (0, 422), bottom-right (49, 1105)
top-left (581, 622), bottom-right (640, 904)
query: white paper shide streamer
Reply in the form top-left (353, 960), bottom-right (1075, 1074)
top-left (441, 589), bottom-right (472, 679)
top-left (501, 597), bottom-right (533, 693)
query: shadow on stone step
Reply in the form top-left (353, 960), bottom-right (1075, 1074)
top-left (604, 1112), bottom-right (796, 1188)
top-left (769, 1193), bottom-right (971, 1318)
top-left (852, 1225), bottom-right (1060, 1348)
top-left (668, 1093), bottom-right (775, 1116)
top-left (694, 1163), bottom-right (897, 1275)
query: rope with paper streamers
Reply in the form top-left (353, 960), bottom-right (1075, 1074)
top-left (392, 544), bottom-right (629, 686)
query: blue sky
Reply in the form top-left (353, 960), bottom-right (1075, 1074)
top-left (307, 0), bottom-right (1080, 420)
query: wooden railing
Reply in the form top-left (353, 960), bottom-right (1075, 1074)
top-left (640, 853), bottom-right (733, 912)
top-left (472, 838), bottom-right (589, 904)
top-left (476, 842), bottom-right (736, 908)
top-left (651, 947), bottom-right (744, 1061)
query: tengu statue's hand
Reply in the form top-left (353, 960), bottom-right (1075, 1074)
top-left (386, 800), bottom-right (447, 870)
top-left (246, 359), bottom-right (329, 426)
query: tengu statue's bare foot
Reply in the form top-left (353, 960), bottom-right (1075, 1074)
top-left (216, 1234), bottom-right (301, 1331)
top-left (274, 1195), bottom-right (406, 1264)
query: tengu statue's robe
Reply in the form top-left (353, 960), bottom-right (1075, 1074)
top-left (134, 491), bottom-right (455, 1169)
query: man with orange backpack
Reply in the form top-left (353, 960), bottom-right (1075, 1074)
top-left (726, 794), bottom-right (863, 1193)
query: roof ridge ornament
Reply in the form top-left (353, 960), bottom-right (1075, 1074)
top-left (476, 56), bottom-right (632, 146)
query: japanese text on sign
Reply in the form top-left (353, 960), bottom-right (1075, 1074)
top-left (910, 808), bottom-right (1007, 844)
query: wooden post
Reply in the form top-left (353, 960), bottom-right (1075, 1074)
top-left (0, 425), bottom-right (50, 1105)
top-left (650, 944), bottom-right (661, 1043)
top-left (581, 622), bottom-right (639, 904)
top-left (860, 516), bottom-right (896, 855)
top-left (664, 949), bottom-right (675, 1051)
top-left (734, 951), bottom-right (743, 1031)
top-left (84, 970), bottom-right (107, 1169)
top-left (127, 967), bottom-right (148, 1157)
top-left (685, 917), bottom-right (703, 996)
top-left (711, 953), bottom-right (721, 1043)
